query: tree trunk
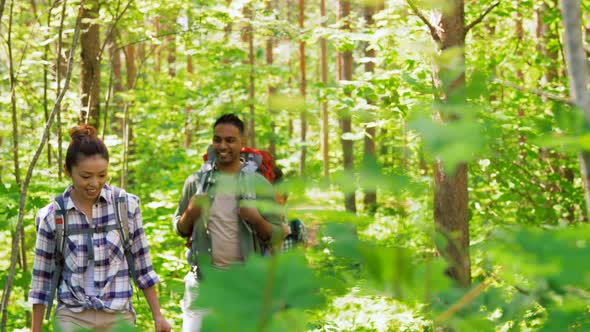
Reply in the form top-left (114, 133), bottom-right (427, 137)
top-left (242, 5), bottom-right (256, 147)
top-left (56, 0), bottom-right (69, 181)
top-left (560, 0), bottom-right (590, 221)
top-left (537, 0), bottom-right (559, 84)
top-left (167, 22), bottom-right (176, 77)
top-left (411, 0), bottom-right (474, 287)
top-left (153, 17), bottom-right (161, 76)
top-left (320, 0), bottom-right (329, 178)
top-left (340, 0), bottom-right (356, 212)
top-left (121, 44), bottom-right (136, 189)
top-left (362, 3), bottom-right (380, 214)
top-left (267, 1), bottom-right (277, 157)
top-left (80, 0), bottom-right (100, 127)
top-left (184, 54), bottom-right (193, 149)
top-left (298, 0), bottom-right (307, 177)
top-left (8, 0), bottom-right (20, 188)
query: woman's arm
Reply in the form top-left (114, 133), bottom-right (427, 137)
top-left (31, 304), bottom-right (45, 332)
top-left (142, 286), bottom-right (171, 332)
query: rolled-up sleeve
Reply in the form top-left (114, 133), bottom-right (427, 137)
top-left (29, 206), bottom-right (56, 305)
top-left (172, 172), bottom-right (201, 237)
top-left (129, 195), bottom-right (160, 289)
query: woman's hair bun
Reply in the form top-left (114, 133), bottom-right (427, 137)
top-left (69, 124), bottom-right (98, 140)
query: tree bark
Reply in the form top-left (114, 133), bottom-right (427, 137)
top-left (340, 0), bottom-right (356, 212)
top-left (184, 54), bottom-right (193, 149)
top-left (320, 0), bottom-right (329, 178)
top-left (267, 1), bottom-right (277, 157)
top-left (537, 0), bottom-right (559, 84)
top-left (167, 21), bottom-right (176, 77)
top-left (560, 0), bottom-right (590, 221)
top-left (56, 0), bottom-right (69, 181)
top-left (362, 3), bottom-right (380, 214)
top-left (298, 0), bottom-right (307, 177)
top-left (8, 0), bottom-right (20, 188)
top-left (80, 0), bottom-right (100, 127)
top-left (408, 0), bottom-right (481, 287)
top-left (0, 3), bottom-right (84, 329)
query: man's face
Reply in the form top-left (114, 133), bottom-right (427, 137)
top-left (213, 123), bottom-right (244, 170)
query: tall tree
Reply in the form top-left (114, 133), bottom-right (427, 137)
top-left (362, 2), bottom-right (380, 214)
top-left (408, 0), bottom-right (499, 287)
top-left (537, 0), bottom-right (559, 85)
top-left (8, 0), bottom-right (19, 188)
top-left (340, 0), bottom-right (356, 212)
top-left (80, 0), bottom-right (100, 126)
top-left (320, 0), bottom-right (329, 178)
top-left (243, 4), bottom-right (256, 147)
top-left (560, 0), bottom-right (590, 221)
top-left (267, 0), bottom-right (277, 157)
top-left (298, 0), bottom-right (307, 176)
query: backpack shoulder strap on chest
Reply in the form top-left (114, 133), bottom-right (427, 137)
top-left (112, 187), bottom-right (140, 292)
top-left (45, 194), bottom-right (67, 320)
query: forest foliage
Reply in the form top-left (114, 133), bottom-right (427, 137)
top-left (1, 0), bottom-right (590, 331)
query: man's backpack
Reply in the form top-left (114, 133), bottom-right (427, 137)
top-left (45, 187), bottom-right (140, 319)
top-left (201, 146), bottom-right (277, 184)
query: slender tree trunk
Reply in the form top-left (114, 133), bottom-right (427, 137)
top-left (560, 0), bottom-right (590, 221)
top-left (298, 0), bottom-right (307, 176)
top-left (362, 3), bottom-right (380, 214)
top-left (43, 5), bottom-right (55, 166)
top-left (320, 0), bottom-right (329, 178)
top-left (8, 0), bottom-right (20, 188)
top-left (339, 0), bottom-right (356, 212)
top-left (244, 5), bottom-right (256, 148)
top-left (537, 0), bottom-right (559, 84)
top-left (56, 0), bottom-right (69, 181)
top-left (287, 0), bottom-right (294, 140)
top-left (267, 0), bottom-right (277, 157)
top-left (184, 54), bottom-right (194, 149)
top-left (153, 17), bottom-right (161, 77)
top-left (167, 21), bottom-right (176, 77)
top-left (0, 3), bottom-right (84, 330)
top-left (80, 0), bottom-right (100, 126)
top-left (121, 44), bottom-right (135, 189)
top-left (0, 0), bottom-right (5, 29)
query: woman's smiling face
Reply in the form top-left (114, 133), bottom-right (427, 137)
top-left (66, 154), bottom-right (109, 204)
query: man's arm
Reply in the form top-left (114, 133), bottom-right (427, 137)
top-left (173, 172), bottom-right (202, 237)
top-left (239, 205), bottom-right (272, 240)
top-left (240, 173), bottom-right (285, 244)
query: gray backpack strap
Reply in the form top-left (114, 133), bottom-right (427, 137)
top-left (45, 194), bottom-right (67, 320)
top-left (112, 187), bottom-right (140, 296)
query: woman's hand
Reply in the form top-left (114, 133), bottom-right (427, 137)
top-left (154, 314), bottom-right (172, 332)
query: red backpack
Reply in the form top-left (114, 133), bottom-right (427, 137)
top-left (202, 146), bottom-right (276, 183)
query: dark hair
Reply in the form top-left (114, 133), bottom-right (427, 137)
top-left (213, 113), bottom-right (245, 135)
top-left (65, 124), bottom-right (109, 172)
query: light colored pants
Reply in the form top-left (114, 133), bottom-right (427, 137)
top-left (182, 271), bottom-right (205, 332)
top-left (54, 307), bottom-right (134, 332)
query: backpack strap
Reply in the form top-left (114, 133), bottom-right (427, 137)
top-left (45, 194), bottom-right (67, 320)
top-left (112, 187), bottom-right (140, 298)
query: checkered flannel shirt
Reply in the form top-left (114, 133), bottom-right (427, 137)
top-left (29, 185), bottom-right (159, 313)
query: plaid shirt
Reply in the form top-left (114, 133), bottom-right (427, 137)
top-left (29, 185), bottom-right (159, 313)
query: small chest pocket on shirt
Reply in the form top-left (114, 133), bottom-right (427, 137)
top-left (64, 236), bottom-right (87, 274)
top-left (105, 230), bottom-right (126, 266)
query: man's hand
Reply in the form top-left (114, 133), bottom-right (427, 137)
top-left (178, 194), bottom-right (209, 236)
top-left (185, 193), bottom-right (208, 220)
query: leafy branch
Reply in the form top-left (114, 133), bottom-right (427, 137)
top-left (406, 0), bottom-right (441, 44)
top-left (465, 2), bottom-right (501, 33)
